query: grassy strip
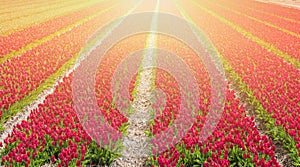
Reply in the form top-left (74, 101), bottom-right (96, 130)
top-left (176, 0), bottom-right (300, 165)
top-left (0, 4), bottom-right (123, 131)
top-left (0, 0), bottom-right (116, 64)
top-left (190, 0), bottom-right (300, 70)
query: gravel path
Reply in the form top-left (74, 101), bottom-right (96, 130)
top-left (110, 68), bottom-right (154, 167)
top-left (110, 1), bottom-right (160, 166)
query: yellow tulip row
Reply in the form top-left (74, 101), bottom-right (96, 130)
top-left (0, 0), bottom-right (102, 36)
top-left (0, 0), bottom-right (66, 21)
top-left (0, 0), bottom-right (44, 10)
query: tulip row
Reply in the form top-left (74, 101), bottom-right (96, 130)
top-left (149, 68), bottom-right (181, 136)
top-left (145, 34), bottom-right (279, 166)
top-left (195, 0), bottom-right (300, 60)
top-left (0, 0), bottom-right (114, 57)
top-left (0, 33), bottom-right (149, 166)
top-left (211, 0), bottom-right (300, 34)
top-left (0, 31), bottom-right (279, 167)
top-left (0, 0), bottom-right (296, 166)
top-left (149, 90), bottom-right (280, 167)
top-left (177, 0), bottom-right (300, 164)
top-left (0, 0), bottom-right (84, 23)
top-left (0, 0), bottom-right (47, 11)
top-left (93, 34), bottom-right (149, 131)
top-left (0, 0), bottom-right (106, 36)
top-left (231, 0), bottom-right (300, 21)
top-left (0, 0), bottom-right (137, 130)
top-left (0, 76), bottom-right (119, 167)
top-left (0, 0), bottom-right (61, 18)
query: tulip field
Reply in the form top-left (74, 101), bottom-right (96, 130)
top-left (0, 0), bottom-right (300, 166)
